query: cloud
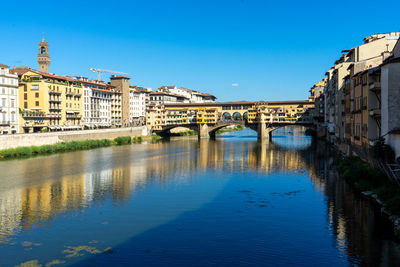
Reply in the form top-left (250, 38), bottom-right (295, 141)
top-left (231, 83), bottom-right (239, 87)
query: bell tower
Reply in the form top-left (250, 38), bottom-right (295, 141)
top-left (37, 36), bottom-right (50, 73)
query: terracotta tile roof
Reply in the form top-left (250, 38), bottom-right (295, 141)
top-left (92, 87), bottom-right (113, 93)
top-left (10, 66), bottom-right (32, 76)
top-left (81, 80), bottom-right (114, 88)
top-left (0, 64), bottom-right (9, 68)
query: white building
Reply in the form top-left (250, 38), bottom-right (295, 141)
top-left (80, 79), bottom-right (112, 128)
top-left (381, 39), bottom-right (400, 159)
top-left (149, 91), bottom-right (188, 105)
top-left (158, 85), bottom-right (216, 103)
top-left (129, 86), bottom-right (150, 126)
top-left (0, 64), bottom-right (19, 134)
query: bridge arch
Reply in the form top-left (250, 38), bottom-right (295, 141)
top-left (154, 124), bottom-right (199, 136)
top-left (232, 112), bottom-right (242, 121)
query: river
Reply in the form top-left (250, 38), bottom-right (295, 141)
top-left (1, 127), bottom-right (400, 266)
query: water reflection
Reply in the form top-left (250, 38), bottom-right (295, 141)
top-left (0, 128), bottom-right (399, 266)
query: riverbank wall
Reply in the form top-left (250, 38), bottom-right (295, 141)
top-left (0, 126), bottom-right (149, 150)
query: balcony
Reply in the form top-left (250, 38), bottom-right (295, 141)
top-left (65, 91), bottom-right (74, 97)
top-left (0, 121), bottom-right (10, 126)
top-left (369, 81), bottom-right (381, 91)
top-left (22, 112), bottom-right (47, 118)
top-left (49, 90), bottom-right (62, 95)
top-left (49, 98), bottom-right (61, 103)
top-left (66, 114), bottom-right (82, 119)
top-left (49, 106), bottom-right (62, 111)
top-left (48, 113), bottom-right (62, 118)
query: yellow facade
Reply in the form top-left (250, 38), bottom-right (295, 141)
top-left (18, 70), bottom-right (83, 132)
top-left (148, 101), bottom-right (314, 131)
top-left (146, 104), bottom-right (164, 130)
top-left (196, 107), bottom-right (218, 124)
top-left (248, 103), bottom-right (314, 124)
top-left (165, 110), bottom-right (188, 125)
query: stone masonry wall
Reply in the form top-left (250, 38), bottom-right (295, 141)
top-left (0, 126), bottom-right (149, 150)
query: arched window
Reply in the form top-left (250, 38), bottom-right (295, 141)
top-left (232, 112), bottom-right (242, 121)
top-left (41, 47), bottom-right (46, 54)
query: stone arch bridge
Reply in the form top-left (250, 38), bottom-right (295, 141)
top-left (155, 121), bottom-right (312, 140)
top-left (153, 100), bottom-right (315, 140)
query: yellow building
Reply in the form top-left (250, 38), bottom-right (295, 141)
top-left (146, 103), bottom-right (164, 130)
top-left (165, 110), bottom-right (188, 125)
top-left (13, 67), bottom-right (83, 133)
top-left (248, 102), bottom-right (314, 124)
top-left (196, 107), bottom-right (218, 124)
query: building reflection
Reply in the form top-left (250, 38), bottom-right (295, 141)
top-left (1, 137), bottom-right (400, 266)
top-left (308, 141), bottom-right (400, 267)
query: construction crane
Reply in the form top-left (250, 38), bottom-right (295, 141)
top-left (90, 68), bottom-right (130, 81)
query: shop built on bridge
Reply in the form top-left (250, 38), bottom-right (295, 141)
top-left (147, 100), bottom-right (315, 139)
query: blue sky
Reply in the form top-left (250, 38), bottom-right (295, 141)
top-left (1, 0), bottom-right (399, 101)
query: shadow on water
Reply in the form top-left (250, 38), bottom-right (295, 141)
top-left (2, 127), bottom-right (400, 266)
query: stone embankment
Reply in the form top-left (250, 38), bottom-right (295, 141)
top-left (0, 126), bottom-right (149, 150)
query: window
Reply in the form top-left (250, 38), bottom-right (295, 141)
top-left (31, 84), bottom-right (39, 90)
top-left (24, 102), bottom-right (27, 108)
top-left (35, 101), bottom-right (39, 107)
top-left (11, 112), bottom-right (15, 122)
top-left (11, 100), bottom-right (14, 108)
top-left (24, 93), bottom-right (27, 100)
top-left (35, 92), bottom-right (39, 98)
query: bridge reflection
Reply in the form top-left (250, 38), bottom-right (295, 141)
top-left (0, 138), bottom-right (313, 243)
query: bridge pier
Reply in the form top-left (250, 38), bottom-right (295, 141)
top-left (257, 122), bottom-right (272, 141)
top-left (198, 124), bottom-right (210, 139)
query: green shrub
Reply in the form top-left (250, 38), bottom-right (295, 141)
top-left (39, 145), bottom-right (54, 154)
top-left (373, 185), bottom-right (400, 201)
top-left (100, 139), bottom-right (112, 146)
top-left (355, 179), bottom-right (374, 191)
top-left (1, 148), bottom-right (18, 158)
top-left (136, 136), bottom-right (143, 143)
top-left (0, 136), bottom-right (126, 161)
top-left (16, 147), bottom-right (32, 157)
top-left (151, 134), bottom-right (161, 142)
top-left (114, 136), bottom-right (131, 145)
top-left (30, 146), bottom-right (41, 154)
